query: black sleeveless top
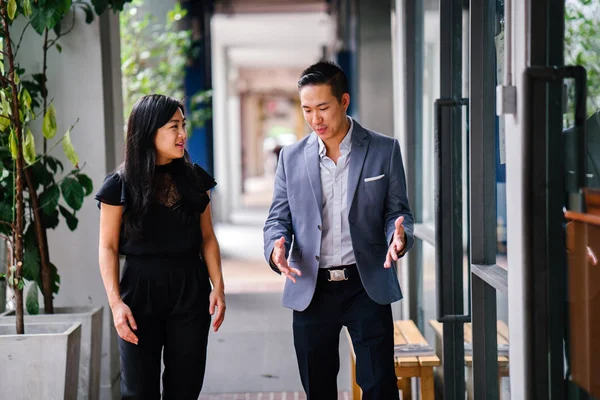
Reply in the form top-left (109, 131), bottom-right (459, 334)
top-left (95, 163), bottom-right (216, 259)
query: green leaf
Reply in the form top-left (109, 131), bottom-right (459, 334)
top-left (78, 2), bottom-right (95, 24)
top-left (59, 205), bottom-right (78, 231)
top-left (26, 281), bottom-right (40, 315)
top-left (23, 129), bottom-right (36, 165)
top-left (61, 177), bottom-right (84, 211)
top-left (29, 0), bottom-right (72, 35)
top-left (22, 0), bottom-right (32, 17)
top-left (0, 115), bottom-right (9, 132)
top-left (17, 278), bottom-right (25, 291)
top-left (92, 0), bottom-right (110, 15)
top-left (56, 44), bottom-right (62, 53)
top-left (7, 0), bottom-right (17, 20)
top-left (1, 93), bottom-right (11, 117)
top-left (53, 20), bottom-right (62, 37)
top-left (62, 129), bottom-right (79, 168)
top-left (39, 185), bottom-right (60, 215)
top-left (43, 103), bottom-right (57, 139)
top-left (29, 160), bottom-right (54, 189)
top-left (44, 156), bottom-right (63, 174)
top-left (45, 157), bottom-right (58, 173)
top-left (76, 173), bottom-right (93, 196)
top-left (0, 201), bottom-right (13, 223)
top-left (41, 208), bottom-right (59, 229)
top-left (21, 89), bottom-right (32, 112)
top-left (23, 227), bottom-right (41, 282)
top-left (8, 129), bottom-right (17, 159)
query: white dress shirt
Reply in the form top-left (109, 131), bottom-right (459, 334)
top-left (318, 117), bottom-right (356, 268)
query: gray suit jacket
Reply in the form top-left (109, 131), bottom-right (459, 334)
top-left (263, 119), bottom-right (414, 311)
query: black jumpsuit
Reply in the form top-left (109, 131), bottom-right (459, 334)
top-left (95, 162), bottom-right (216, 399)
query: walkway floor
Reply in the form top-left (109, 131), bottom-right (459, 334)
top-left (199, 393), bottom-right (350, 400)
top-left (202, 179), bottom-right (351, 395)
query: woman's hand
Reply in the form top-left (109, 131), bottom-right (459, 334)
top-left (111, 300), bottom-right (138, 345)
top-left (209, 288), bottom-right (226, 332)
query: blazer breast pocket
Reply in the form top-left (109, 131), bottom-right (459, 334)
top-left (362, 173), bottom-right (387, 207)
top-left (364, 174), bottom-right (385, 183)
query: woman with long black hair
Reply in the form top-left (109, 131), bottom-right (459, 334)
top-left (96, 94), bottom-right (225, 399)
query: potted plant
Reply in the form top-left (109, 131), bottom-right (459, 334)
top-left (0, 0), bottom-right (131, 398)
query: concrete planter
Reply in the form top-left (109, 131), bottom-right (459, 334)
top-left (0, 321), bottom-right (82, 399)
top-left (1, 306), bottom-right (104, 400)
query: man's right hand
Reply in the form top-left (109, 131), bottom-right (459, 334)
top-left (271, 236), bottom-right (302, 283)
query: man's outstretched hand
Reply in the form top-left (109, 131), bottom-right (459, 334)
top-left (271, 236), bottom-right (302, 283)
top-left (384, 216), bottom-right (406, 269)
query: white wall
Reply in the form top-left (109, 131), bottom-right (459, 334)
top-left (14, 8), bottom-right (124, 399)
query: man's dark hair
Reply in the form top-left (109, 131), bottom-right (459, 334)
top-left (298, 61), bottom-right (349, 102)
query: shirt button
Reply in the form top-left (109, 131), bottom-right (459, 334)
top-left (318, 225), bottom-right (322, 231)
top-left (315, 255), bottom-right (320, 261)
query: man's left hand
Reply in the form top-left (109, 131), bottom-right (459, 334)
top-left (384, 216), bottom-right (405, 269)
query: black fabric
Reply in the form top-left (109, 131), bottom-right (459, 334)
top-left (95, 162), bottom-right (216, 399)
top-left (118, 257), bottom-right (211, 400)
top-left (292, 265), bottom-right (399, 400)
top-left (95, 163), bottom-right (216, 259)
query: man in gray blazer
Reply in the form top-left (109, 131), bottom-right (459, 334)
top-left (263, 61), bottom-right (413, 399)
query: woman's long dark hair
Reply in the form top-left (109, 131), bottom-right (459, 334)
top-left (120, 94), bottom-right (204, 238)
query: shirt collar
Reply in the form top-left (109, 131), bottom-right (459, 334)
top-left (318, 117), bottom-right (354, 157)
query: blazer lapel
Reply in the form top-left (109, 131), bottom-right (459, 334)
top-left (347, 120), bottom-right (370, 209)
top-left (304, 133), bottom-right (323, 219)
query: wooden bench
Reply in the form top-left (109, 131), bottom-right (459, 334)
top-left (346, 320), bottom-right (441, 400)
top-left (429, 320), bottom-right (510, 399)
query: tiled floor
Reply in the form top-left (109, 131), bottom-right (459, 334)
top-left (199, 393), bottom-right (350, 400)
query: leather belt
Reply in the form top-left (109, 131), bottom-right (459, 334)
top-left (318, 264), bottom-right (357, 282)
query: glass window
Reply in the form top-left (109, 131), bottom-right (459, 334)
top-left (564, 0), bottom-right (600, 190)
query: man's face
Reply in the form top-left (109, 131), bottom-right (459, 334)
top-left (300, 84), bottom-right (350, 142)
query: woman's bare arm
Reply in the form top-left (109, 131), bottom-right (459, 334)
top-left (200, 195), bottom-right (226, 332)
top-left (99, 204), bottom-right (138, 344)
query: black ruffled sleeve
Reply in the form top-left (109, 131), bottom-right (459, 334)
top-left (95, 172), bottom-right (126, 209)
top-left (194, 164), bottom-right (217, 192)
top-left (193, 164), bottom-right (216, 213)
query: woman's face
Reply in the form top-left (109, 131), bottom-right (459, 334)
top-left (154, 108), bottom-right (187, 165)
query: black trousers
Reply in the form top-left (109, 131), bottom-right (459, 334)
top-left (118, 256), bottom-right (212, 400)
top-left (293, 264), bottom-right (399, 400)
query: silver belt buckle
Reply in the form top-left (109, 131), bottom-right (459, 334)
top-left (328, 268), bottom-right (348, 282)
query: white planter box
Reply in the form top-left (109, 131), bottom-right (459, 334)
top-left (1, 306), bottom-right (103, 400)
top-left (0, 322), bottom-right (82, 399)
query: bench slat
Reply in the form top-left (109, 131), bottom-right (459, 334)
top-left (395, 320), bottom-right (440, 367)
top-left (394, 321), bottom-right (408, 345)
top-left (418, 356), bottom-right (442, 367)
top-left (394, 323), bottom-right (420, 365)
top-left (396, 320), bottom-right (428, 344)
top-left (429, 320), bottom-right (509, 366)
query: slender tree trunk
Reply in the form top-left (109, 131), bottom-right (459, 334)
top-left (1, 0), bottom-right (26, 334)
top-left (24, 169), bottom-right (53, 313)
top-left (33, 27), bottom-right (54, 313)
